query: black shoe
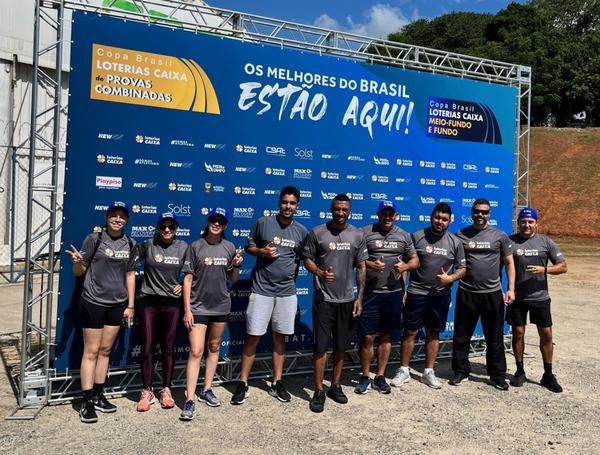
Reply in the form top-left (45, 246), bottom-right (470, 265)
top-left (269, 381), bottom-right (291, 402)
top-left (449, 372), bottom-right (470, 386)
top-left (540, 373), bottom-right (563, 393)
top-left (327, 383), bottom-right (348, 404)
top-left (94, 393), bottom-right (117, 413)
top-left (230, 381), bottom-right (249, 405)
top-left (309, 389), bottom-right (326, 413)
top-left (491, 377), bottom-right (509, 391)
top-left (79, 400), bottom-right (98, 423)
top-left (510, 371), bottom-right (527, 387)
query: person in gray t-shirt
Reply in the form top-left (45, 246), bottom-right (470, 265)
top-left (66, 201), bottom-right (136, 422)
top-left (134, 212), bottom-right (188, 410)
top-left (355, 200), bottom-right (419, 395)
top-left (233, 186), bottom-right (309, 405)
top-left (506, 207), bottom-right (567, 393)
top-left (450, 199), bottom-right (515, 390)
top-left (181, 208), bottom-right (243, 416)
top-left (302, 194), bottom-right (367, 413)
top-left (394, 203), bottom-right (466, 390)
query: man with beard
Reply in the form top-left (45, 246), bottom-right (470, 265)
top-left (231, 186), bottom-right (308, 405)
top-left (355, 201), bottom-right (419, 395)
top-left (450, 198), bottom-right (515, 390)
top-left (507, 207), bottom-right (567, 393)
top-left (394, 202), bottom-right (466, 389)
top-left (302, 194), bottom-right (367, 413)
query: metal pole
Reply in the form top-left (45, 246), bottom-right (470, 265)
top-left (19, 0), bottom-right (42, 408)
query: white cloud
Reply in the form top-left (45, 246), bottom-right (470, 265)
top-left (314, 3), bottom-right (414, 38)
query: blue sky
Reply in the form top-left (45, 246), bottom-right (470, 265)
top-left (207, 1), bottom-right (525, 38)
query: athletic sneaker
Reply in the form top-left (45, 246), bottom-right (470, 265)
top-left (540, 373), bottom-right (563, 393)
top-left (309, 389), bottom-right (326, 413)
top-left (449, 372), bottom-right (470, 386)
top-left (269, 381), bottom-right (292, 402)
top-left (373, 375), bottom-right (391, 394)
top-left (391, 368), bottom-right (411, 387)
top-left (159, 387), bottom-right (175, 409)
top-left (327, 383), bottom-right (348, 404)
top-left (230, 381), bottom-right (249, 405)
top-left (491, 377), bottom-right (509, 391)
top-left (421, 370), bottom-right (442, 389)
top-left (179, 399), bottom-right (195, 421)
top-left (198, 388), bottom-right (221, 407)
top-left (510, 371), bottom-right (527, 387)
top-left (94, 393), bottom-right (117, 413)
top-left (79, 399), bottom-right (98, 423)
top-left (354, 375), bottom-right (372, 394)
top-left (136, 388), bottom-right (156, 412)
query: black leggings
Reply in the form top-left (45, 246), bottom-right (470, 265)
top-left (138, 298), bottom-right (181, 388)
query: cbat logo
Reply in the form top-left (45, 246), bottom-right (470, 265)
top-left (463, 164), bottom-right (478, 172)
top-left (266, 146), bottom-right (286, 156)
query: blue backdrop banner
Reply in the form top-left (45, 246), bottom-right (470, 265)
top-left (54, 12), bottom-right (517, 370)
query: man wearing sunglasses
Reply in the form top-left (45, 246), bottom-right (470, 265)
top-left (451, 198), bottom-right (515, 390)
top-left (507, 207), bottom-right (567, 393)
top-left (355, 201), bottom-right (418, 395)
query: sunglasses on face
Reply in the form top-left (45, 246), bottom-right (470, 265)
top-left (472, 209), bottom-right (490, 215)
top-left (209, 217), bottom-right (227, 225)
top-left (158, 224), bottom-right (177, 231)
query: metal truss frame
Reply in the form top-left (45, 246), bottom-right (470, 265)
top-left (11, 0), bottom-right (529, 419)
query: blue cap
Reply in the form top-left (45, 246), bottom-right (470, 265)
top-left (377, 200), bottom-right (397, 213)
top-left (518, 207), bottom-right (538, 220)
top-left (156, 211), bottom-right (179, 227)
top-left (208, 207), bottom-right (229, 222)
top-left (107, 201), bottom-right (129, 215)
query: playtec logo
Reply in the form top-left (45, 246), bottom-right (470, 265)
top-left (96, 176), bottom-right (122, 189)
top-left (97, 154), bottom-right (123, 165)
top-left (131, 204), bottom-right (157, 214)
top-left (97, 132), bottom-right (124, 141)
top-left (135, 134), bottom-right (160, 145)
top-left (204, 162), bottom-right (226, 173)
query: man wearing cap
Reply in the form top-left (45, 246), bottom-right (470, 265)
top-left (354, 200), bottom-right (419, 395)
top-left (231, 186), bottom-right (308, 405)
top-left (302, 194), bottom-right (367, 413)
top-left (508, 207), bottom-right (567, 392)
top-left (450, 198), bottom-right (515, 390)
top-left (396, 202), bottom-right (466, 389)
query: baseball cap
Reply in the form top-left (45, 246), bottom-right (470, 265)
top-left (107, 201), bottom-right (129, 215)
top-left (377, 200), bottom-right (397, 213)
top-left (518, 207), bottom-right (538, 220)
top-left (208, 207), bottom-right (229, 222)
top-left (156, 211), bottom-right (179, 227)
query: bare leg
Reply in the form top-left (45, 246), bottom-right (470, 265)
top-left (359, 335), bottom-right (375, 376)
top-left (376, 334), bottom-right (392, 376)
top-left (512, 325), bottom-right (526, 363)
top-left (94, 325), bottom-right (121, 384)
top-left (331, 351), bottom-right (345, 384)
top-left (203, 322), bottom-right (226, 390)
top-left (313, 352), bottom-right (327, 390)
top-left (272, 332), bottom-right (286, 383)
top-left (537, 326), bottom-right (553, 364)
top-left (239, 334), bottom-right (260, 384)
top-left (80, 329), bottom-right (103, 391)
top-left (424, 328), bottom-right (440, 369)
top-left (401, 329), bottom-right (418, 367)
top-left (185, 324), bottom-right (207, 400)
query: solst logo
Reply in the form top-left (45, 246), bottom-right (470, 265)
top-left (167, 202), bottom-right (192, 216)
top-left (266, 146), bottom-right (286, 156)
top-left (294, 147), bottom-right (313, 160)
top-left (96, 176), bottom-right (122, 189)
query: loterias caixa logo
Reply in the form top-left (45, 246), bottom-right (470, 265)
top-left (90, 44), bottom-right (220, 114)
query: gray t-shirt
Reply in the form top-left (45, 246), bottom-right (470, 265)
top-left (510, 233), bottom-right (565, 302)
top-left (246, 216), bottom-right (308, 297)
top-left (456, 225), bottom-right (513, 293)
top-left (302, 222), bottom-right (368, 303)
top-left (409, 228), bottom-right (466, 296)
top-left (80, 230), bottom-right (136, 306)
top-left (362, 223), bottom-right (416, 294)
top-left (137, 237), bottom-right (188, 299)
top-left (182, 238), bottom-right (236, 315)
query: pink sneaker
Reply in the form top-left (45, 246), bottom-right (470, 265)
top-left (136, 388), bottom-right (156, 412)
top-left (159, 387), bottom-right (175, 409)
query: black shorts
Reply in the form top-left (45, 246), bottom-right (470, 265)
top-left (403, 293), bottom-right (452, 333)
top-left (312, 299), bottom-right (357, 353)
top-left (193, 314), bottom-right (228, 325)
top-left (358, 291), bottom-right (403, 337)
top-left (506, 299), bottom-right (552, 328)
top-left (80, 298), bottom-right (126, 329)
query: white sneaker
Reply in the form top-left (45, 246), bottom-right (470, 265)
top-left (421, 370), bottom-right (442, 389)
top-left (391, 368), bottom-right (411, 387)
